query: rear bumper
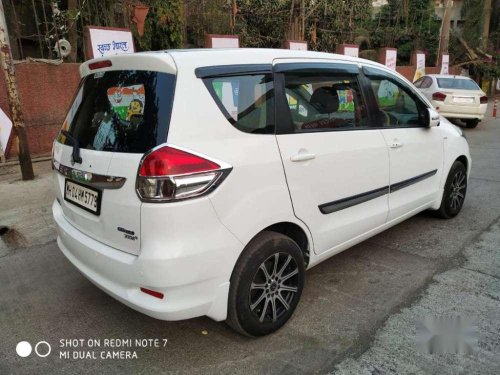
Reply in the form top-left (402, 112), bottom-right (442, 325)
top-left (53, 200), bottom-right (241, 321)
top-left (433, 101), bottom-right (487, 120)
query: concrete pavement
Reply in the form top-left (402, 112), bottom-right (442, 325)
top-left (0, 103), bottom-right (499, 374)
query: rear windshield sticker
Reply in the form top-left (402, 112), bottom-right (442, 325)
top-left (107, 85), bottom-right (145, 121)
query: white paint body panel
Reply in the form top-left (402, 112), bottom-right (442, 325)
top-left (380, 127), bottom-right (443, 221)
top-left (276, 130), bottom-right (390, 254)
top-left (53, 49), bottom-right (471, 323)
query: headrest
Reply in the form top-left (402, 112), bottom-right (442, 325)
top-left (310, 87), bottom-right (339, 114)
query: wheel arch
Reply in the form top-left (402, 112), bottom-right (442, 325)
top-left (233, 221), bottom-right (312, 271)
top-left (263, 222), bottom-right (310, 267)
top-left (456, 155), bottom-right (469, 173)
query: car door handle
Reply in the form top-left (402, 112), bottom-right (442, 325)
top-left (291, 152), bottom-right (316, 162)
top-left (390, 142), bottom-right (403, 149)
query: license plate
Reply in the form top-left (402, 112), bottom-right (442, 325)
top-left (453, 97), bottom-right (474, 104)
top-left (64, 179), bottom-right (102, 215)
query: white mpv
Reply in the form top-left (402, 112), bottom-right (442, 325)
top-left (53, 49), bottom-right (470, 336)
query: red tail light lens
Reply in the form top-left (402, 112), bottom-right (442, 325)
top-left (480, 96), bottom-right (488, 104)
top-left (432, 92), bottom-right (447, 101)
top-left (139, 147), bottom-right (219, 177)
top-left (88, 60), bottom-right (112, 70)
top-left (137, 146), bottom-right (231, 202)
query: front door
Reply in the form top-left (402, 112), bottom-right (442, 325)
top-left (362, 66), bottom-right (443, 221)
top-left (273, 60), bottom-right (390, 255)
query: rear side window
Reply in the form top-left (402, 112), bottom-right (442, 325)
top-left (203, 74), bottom-right (274, 134)
top-left (58, 70), bottom-right (175, 153)
top-left (437, 78), bottom-right (480, 90)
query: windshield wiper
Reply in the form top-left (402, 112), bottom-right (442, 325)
top-left (61, 130), bottom-right (82, 164)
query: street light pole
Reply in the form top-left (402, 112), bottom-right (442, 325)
top-left (0, 0), bottom-right (34, 180)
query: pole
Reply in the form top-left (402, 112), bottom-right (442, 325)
top-left (493, 98), bottom-right (498, 118)
top-left (437, 0), bottom-right (453, 66)
top-left (0, 1), bottom-right (34, 180)
top-left (481, 0), bottom-right (492, 50)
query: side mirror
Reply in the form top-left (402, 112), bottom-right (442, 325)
top-left (427, 108), bottom-right (440, 127)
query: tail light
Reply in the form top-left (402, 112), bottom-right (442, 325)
top-left (432, 92), bottom-right (447, 101)
top-left (136, 145), bottom-right (231, 202)
top-left (480, 96), bottom-right (488, 104)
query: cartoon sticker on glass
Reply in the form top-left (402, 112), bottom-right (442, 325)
top-left (93, 84), bottom-right (145, 151)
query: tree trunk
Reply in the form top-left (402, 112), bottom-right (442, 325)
top-left (481, 0), bottom-right (492, 50)
top-left (68, 0), bottom-right (78, 62)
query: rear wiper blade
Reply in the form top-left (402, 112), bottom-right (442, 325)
top-left (61, 130), bottom-right (82, 164)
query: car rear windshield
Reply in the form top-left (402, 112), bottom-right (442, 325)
top-left (437, 78), bottom-right (480, 90)
top-left (57, 70), bottom-right (175, 153)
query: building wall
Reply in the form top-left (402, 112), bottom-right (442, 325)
top-left (0, 62), bottom-right (81, 157)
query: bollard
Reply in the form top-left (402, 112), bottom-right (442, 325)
top-left (493, 98), bottom-right (498, 118)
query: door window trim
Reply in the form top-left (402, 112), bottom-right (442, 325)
top-left (274, 62), bottom-right (381, 135)
top-left (195, 64), bottom-right (272, 79)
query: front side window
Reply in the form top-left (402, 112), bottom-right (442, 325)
top-left (283, 72), bottom-right (368, 132)
top-left (204, 74), bottom-right (274, 134)
top-left (368, 77), bottom-right (426, 127)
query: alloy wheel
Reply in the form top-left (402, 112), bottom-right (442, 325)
top-left (248, 253), bottom-right (300, 323)
top-left (449, 170), bottom-right (466, 211)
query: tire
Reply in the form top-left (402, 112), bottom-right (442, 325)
top-left (464, 119), bottom-right (479, 128)
top-left (434, 161), bottom-right (467, 219)
top-left (226, 231), bottom-right (305, 337)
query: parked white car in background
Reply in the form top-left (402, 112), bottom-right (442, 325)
top-left (414, 74), bottom-right (488, 128)
top-left (52, 49), bottom-right (470, 337)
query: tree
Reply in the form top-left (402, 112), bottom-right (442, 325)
top-left (132, 0), bottom-right (184, 51)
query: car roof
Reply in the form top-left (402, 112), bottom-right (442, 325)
top-left (165, 48), bottom-right (372, 68)
top-left (81, 48), bottom-right (400, 84)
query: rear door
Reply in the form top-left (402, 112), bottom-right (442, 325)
top-left (362, 66), bottom-right (443, 221)
top-left (53, 56), bottom-right (176, 255)
top-left (273, 60), bottom-right (390, 255)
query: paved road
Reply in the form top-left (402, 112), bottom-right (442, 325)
top-left (1, 105), bottom-right (499, 374)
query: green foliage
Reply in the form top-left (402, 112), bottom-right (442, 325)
top-left (477, 59), bottom-right (500, 79)
top-left (371, 0), bottom-right (441, 64)
top-left (235, 0), bottom-right (290, 48)
top-left (184, 0), bottom-right (232, 47)
top-left (133, 0), bottom-right (184, 50)
top-left (307, 0), bottom-right (373, 52)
